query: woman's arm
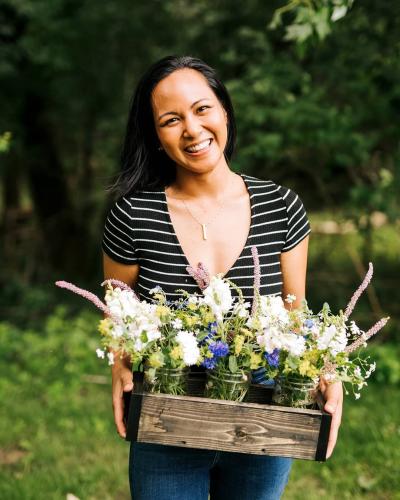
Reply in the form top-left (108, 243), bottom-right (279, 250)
top-left (280, 236), bottom-right (343, 459)
top-left (103, 253), bottom-right (140, 439)
top-left (280, 235), bottom-right (309, 308)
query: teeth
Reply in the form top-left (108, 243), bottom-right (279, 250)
top-left (186, 139), bottom-right (211, 153)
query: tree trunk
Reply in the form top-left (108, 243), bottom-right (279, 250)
top-left (21, 88), bottom-right (89, 279)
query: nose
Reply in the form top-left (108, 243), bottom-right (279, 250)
top-left (182, 114), bottom-right (202, 138)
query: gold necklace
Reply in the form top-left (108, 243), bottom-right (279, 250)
top-left (180, 176), bottom-right (233, 241)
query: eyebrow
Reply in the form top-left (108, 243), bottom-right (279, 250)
top-left (158, 98), bottom-right (212, 121)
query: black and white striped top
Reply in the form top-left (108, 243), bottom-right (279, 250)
top-left (102, 174), bottom-right (310, 302)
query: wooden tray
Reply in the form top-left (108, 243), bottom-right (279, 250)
top-left (123, 371), bottom-right (331, 461)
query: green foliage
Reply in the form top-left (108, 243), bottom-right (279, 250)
top-left (270, 0), bottom-right (355, 42)
top-left (364, 343), bottom-right (400, 386)
top-left (0, 132), bottom-right (11, 154)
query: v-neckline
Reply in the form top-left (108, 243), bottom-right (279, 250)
top-left (163, 173), bottom-right (254, 280)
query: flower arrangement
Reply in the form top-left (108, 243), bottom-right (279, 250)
top-left (56, 248), bottom-right (389, 406)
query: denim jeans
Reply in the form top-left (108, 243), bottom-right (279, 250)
top-left (129, 369), bottom-right (291, 499)
top-left (129, 442), bottom-right (292, 500)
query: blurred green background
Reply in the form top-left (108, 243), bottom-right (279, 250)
top-left (1, 0), bottom-right (399, 498)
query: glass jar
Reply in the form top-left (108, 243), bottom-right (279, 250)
top-left (143, 365), bottom-right (189, 395)
top-left (205, 368), bottom-right (251, 402)
top-left (272, 375), bottom-right (318, 408)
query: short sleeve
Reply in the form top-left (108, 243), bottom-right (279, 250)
top-left (102, 197), bottom-right (139, 264)
top-left (278, 186), bottom-right (311, 252)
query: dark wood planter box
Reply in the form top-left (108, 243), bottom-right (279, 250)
top-left (123, 371), bottom-right (331, 461)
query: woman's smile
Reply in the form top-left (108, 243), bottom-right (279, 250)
top-left (184, 138), bottom-right (213, 156)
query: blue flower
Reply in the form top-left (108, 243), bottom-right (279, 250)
top-left (199, 322), bottom-right (218, 346)
top-left (304, 319), bottom-right (314, 329)
top-left (208, 321), bottom-right (218, 333)
top-left (202, 357), bottom-right (217, 370)
top-left (264, 348), bottom-right (280, 368)
top-left (209, 341), bottom-right (229, 358)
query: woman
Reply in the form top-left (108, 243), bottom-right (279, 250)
top-left (102, 55), bottom-right (343, 500)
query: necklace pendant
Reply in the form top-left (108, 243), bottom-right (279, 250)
top-left (201, 224), bottom-right (207, 240)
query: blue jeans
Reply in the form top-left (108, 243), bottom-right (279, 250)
top-left (129, 442), bottom-right (292, 500)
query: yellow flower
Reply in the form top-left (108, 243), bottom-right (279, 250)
top-left (156, 305), bottom-right (170, 319)
top-left (170, 345), bottom-right (183, 361)
top-left (153, 293), bottom-right (165, 303)
top-left (203, 311), bottom-right (216, 324)
top-left (148, 351), bottom-right (165, 368)
top-left (250, 352), bottom-right (263, 370)
top-left (98, 318), bottom-right (112, 335)
top-left (185, 316), bottom-right (197, 327)
top-left (299, 359), bottom-right (319, 378)
top-left (240, 328), bottom-right (253, 338)
top-left (188, 303), bottom-right (197, 311)
top-left (234, 335), bottom-right (245, 355)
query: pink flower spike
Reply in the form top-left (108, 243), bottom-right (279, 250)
top-left (197, 262), bottom-right (211, 288)
top-left (251, 246), bottom-right (260, 318)
top-left (344, 262), bottom-right (374, 318)
top-left (186, 262), bottom-right (210, 290)
top-left (101, 279), bottom-right (139, 300)
top-left (55, 280), bottom-right (110, 315)
top-left (345, 316), bottom-right (390, 353)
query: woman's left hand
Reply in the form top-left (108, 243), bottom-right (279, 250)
top-left (319, 378), bottom-right (343, 459)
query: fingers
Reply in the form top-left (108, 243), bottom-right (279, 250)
top-left (323, 382), bottom-right (343, 459)
top-left (113, 389), bottom-right (127, 438)
top-left (112, 369), bottom-right (134, 439)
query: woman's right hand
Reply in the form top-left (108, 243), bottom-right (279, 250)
top-left (111, 354), bottom-right (134, 438)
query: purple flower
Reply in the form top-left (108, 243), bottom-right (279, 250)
top-left (264, 348), bottom-right (280, 368)
top-left (202, 357), bottom-right (217, 370)
top-left (209, 341), bottom-right (229, 358)
top-left (304, 319), bottom-right (314, 329)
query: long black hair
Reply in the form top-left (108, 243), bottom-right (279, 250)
top-left (112, 55), bottom-right (237, 196)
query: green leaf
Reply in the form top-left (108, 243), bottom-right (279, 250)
top-left (229, 355), bottom-right (238, 373)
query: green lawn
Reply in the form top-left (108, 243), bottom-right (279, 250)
top-left (1, 309), bottom-right (399, 499)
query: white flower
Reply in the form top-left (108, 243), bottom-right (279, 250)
top-left (110, 324), bottom-right (124, 339)
top-left (365, 362), bottom-right (376, 379)
top-left (96, 348), bottom-right (105, 359)
top-left (172, 318), bottom-right (183, 330)
top-left (107, 352), bottom-right (114, 365)
top-left (149, 286), bottom-right (162, 294)
top-left (316, 324), bottom-right (347, 356)
top-left (354, 366), bottom-right (362, 378)
top-left (355, 393), bottom-right (361, 399)
top-left (105, 288), bottom-right (138, 318)
top-left (285, 294), bottom-right (296, 304)
top-left (176, 330), bottom-right (201, 365)
top-left (281, 333), bottom-right (306, 356)
top-left (349, 321), bottom-right (361, 336)
top-left (257, 295), bottom-right (289, 328)
top-left (203, 276), bottom-right (233, 321)
top-left (233, 301), bottom-right (250, 319)
top-left (188, 296), bottom-right (198, 305)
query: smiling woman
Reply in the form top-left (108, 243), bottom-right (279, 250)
top-left (102, 55), bottom-right (342, 500)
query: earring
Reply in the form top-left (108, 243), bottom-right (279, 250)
top-left (158, 145), bottom-right (163, 151)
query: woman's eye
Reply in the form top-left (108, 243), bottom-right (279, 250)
top-left (198, 105), bottom-right (211, 113)
top-left (162, 117), bottom-right (179, 127)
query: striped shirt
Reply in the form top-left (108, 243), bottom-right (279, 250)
top-left (102, 174), bottom-right (310, 302)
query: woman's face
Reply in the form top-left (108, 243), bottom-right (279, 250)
top-left (151, 68), bottom-right (228, 175)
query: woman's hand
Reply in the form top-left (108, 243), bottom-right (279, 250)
top-left (319, 378), bottom-right (343, 459)
top-left (111, 353), bottom-right (134, 438)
